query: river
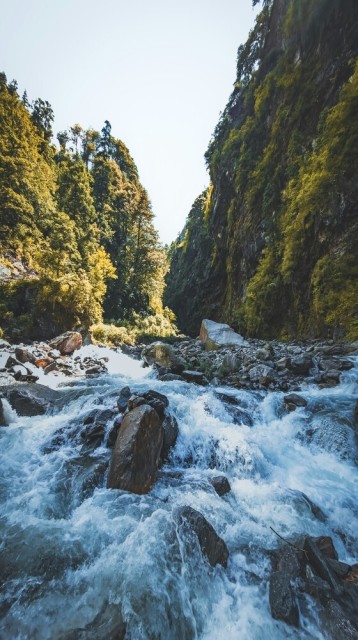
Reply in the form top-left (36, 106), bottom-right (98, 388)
top-left (0, 346), bottom-right (357, 639)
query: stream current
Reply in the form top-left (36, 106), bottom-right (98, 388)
top-left (0, 346), bottom-right (357, 639)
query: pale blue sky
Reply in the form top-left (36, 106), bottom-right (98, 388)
top-left (1, 0), bottom-right (259, 244)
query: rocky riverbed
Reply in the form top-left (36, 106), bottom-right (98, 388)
top-left (0, 324), bottom-right (357, 639)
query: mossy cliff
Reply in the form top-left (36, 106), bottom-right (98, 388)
top-left (165, 0), bottom-right (358, 339)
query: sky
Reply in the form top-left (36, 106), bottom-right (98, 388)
top-left (1, 0), bottom-right (259, 244)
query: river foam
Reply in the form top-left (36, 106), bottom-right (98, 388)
top-left (0, 349), bottom-right (357, 639)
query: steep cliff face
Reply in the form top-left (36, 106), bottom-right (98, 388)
top-left (165, 0), bottom-right (358, 339)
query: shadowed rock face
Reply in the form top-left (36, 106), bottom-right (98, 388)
top-left (107, 404), bottom-right (164, 494)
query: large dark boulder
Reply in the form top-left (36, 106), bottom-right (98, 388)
top-left (1, 383), bottom-right (61, 416)
top-left (174, 506), bottom-right (229, 568)
top-left (107, 404), bottom-right (163, 494)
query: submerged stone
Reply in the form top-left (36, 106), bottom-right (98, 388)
top-left (174, 505), bottom-right (229, 568)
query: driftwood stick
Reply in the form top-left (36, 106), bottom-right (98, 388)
top-left (270, 526), bottom-right (309, 560)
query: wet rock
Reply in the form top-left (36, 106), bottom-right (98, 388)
top-left (307, 411), bottom-right (355, 460)
top-left (321, 599), bottom-right (358, 640)
top-left (159, 373), bottom-right (184, 382)
top-left (209, 475), bottom-right (231, 496)
top-left (80, 422), bottom-right (106, 448)
top-left (269, 571), bottom-right (299, 627)
top-left (298, 492), bottom-right (327, 523)
top-left (311, 535), bottom-right (338, 561)
top-left (303, 537), bottom-right (341, 592)
top-left (14, 347), bottom-right (36, 364)
top-left (44, 361), bottom-right (58, 375)
top-left (289, 354), bottom-right (312, 375)
top-left (142, 341), bottom-right (185, 372)
top-left (249, 364), bottom-right (274, 385)
top-left (12, 363), bottom-right (32, 377)
top-left (276, 356), bottom-right (292, 371)
top-left (5, 355), bottom-right (19, 368)
top-left (181, 370), bottom-right (208, 385)
top-left (49, 331), bottom-right (82, 355)
top-left (34, 356), bottom-right (54, 369)
top-left (127, 394), bottom-right (147, 411)
top-left (0, 398), bottom-right (7, 426)
top-left (215, 392), bottom-right (254, 425)
top-left (199, 319), bottom-right (248, 350)
top-left (322, 369), bottom-right (341, 384)
top-left (0, 350), bottom-right (12, 370)
top-left (326, 558), bottom-right (352, 579)
top-left (117, 386), bottom-right (131, 412)
top-left (1, 383), bottom-right (61, 416)
top-left (174, 505), bottom-right (229, 568)
top-left (161, 413), bottom-right (179, 461)
top-left (284, 393), bottom-right (307, 411)
top-left (83, 408), bottom-right (116, 427)
top-left (107, 404), bottom-right (163, 494)
top-left (85, 365), bottom-right (103, 375)
top-left (141, 390), bottom-right (169, 419)
top-left (107, 415), bottom-right (123, 448)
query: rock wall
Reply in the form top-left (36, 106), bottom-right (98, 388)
top-left (165, 0), bottom-right (358, 339)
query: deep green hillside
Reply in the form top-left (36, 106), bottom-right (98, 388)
top-left (165, 0), bottom-right (358, 339)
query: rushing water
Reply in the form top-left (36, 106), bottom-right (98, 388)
top-left (0, 347), bottom-right (357, 639)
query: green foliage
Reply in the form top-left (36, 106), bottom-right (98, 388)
top-left (241, 246), bottom-right (284, 337)
top-left (90, 308), bottom-right (178, 346)
top-left (311, 254), bottom-right (358, 340)
top-left (0, 74), bottom-right (168, 340)
top-left (169, 0), bottom-right (358, 340)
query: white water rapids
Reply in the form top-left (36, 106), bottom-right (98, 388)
top-left (0, 347), bottom-right (357, 639)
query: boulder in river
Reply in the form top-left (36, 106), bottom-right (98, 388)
top-left (199, 319), bottom-right (248, 350)
top-left (1, 383), bottom-right (61, 416)
top-left (174, 505), bottom-right (229, 568)
top-left (107, 404), bottom-right (163, 494)
top-left (284, 393), bottom-right (308, 411)
top-left (48, 331), bottom-right (82, 355)
top-left (209, 476), bottom-right (231, 497)
top-left (142, 341), bottom-right (185, 372)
